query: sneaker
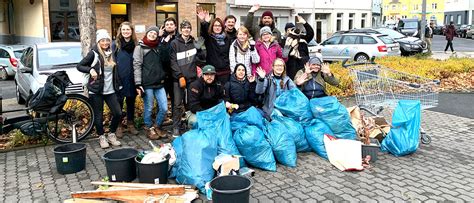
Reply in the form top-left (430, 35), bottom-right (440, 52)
top-left (107, 133), bottom-right (121, 146)
top-left (444, 51), bottom-right (447, 54)
top-left (172, 127), bottom-right (180, 138)
top-left (116, 127), bottom-right (124, 138)
top-left (146, 127), bottom-right (160, 140)
top-left (452, 51), bottom-right (456, 54)
top-left (99, 135), bottom-right (110, 149)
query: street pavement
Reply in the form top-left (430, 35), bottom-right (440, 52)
top-left (1, 107), bottom-right (473, 202)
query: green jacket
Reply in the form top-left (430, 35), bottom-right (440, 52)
top-left (294, 69), bottom-right (339, 96)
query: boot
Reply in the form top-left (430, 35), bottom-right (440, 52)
top-left (154, 127), bottom-right (168, 139)
top-left (127, 121), bottom-right (139, 135)
top-left (115, 127), bottom-right (124, 138)
top-left (146, 126), bottom-right (160, 140)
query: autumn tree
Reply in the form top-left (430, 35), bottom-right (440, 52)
top-left (77, 0), bottom-right (97, 56)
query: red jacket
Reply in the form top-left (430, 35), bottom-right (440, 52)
top-left (445, 25), bottom-right (456, 41)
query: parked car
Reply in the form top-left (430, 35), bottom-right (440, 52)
top-left (458, 25), bottom-right (472, 38)
top-left (58, 26), bottom-right (80, 41)
top-left (397, 18), bottom-right (421, 37)
top-left (15, 42), bottom-right (84, 104)
top-left (318, 33), bottom-right (400, 62)
top-left (307, 39), bottom-right (323, 61)
top-left (433, 25), bottom-right (445, 35)
top-left (0, 45), bottom-right (27, 80)
top-left (349, 28), bottom-right (427, 56)
top-left (467, 28), bottom-right (474, 39)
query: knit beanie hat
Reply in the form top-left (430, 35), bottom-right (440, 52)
top-left (285, 23), bottom-right (295, 31)
top-left (96, 29), bottom-right (111, 43)
top-left (260, 26), bottom-right (272, 36)
top-left (308, 56), bottom-right (322, 66)
top-left (262, 11), bottom-right (274, 19)
top-left (146, 26), bottom-right (160, 34)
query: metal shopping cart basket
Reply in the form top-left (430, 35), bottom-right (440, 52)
top-left (342, 58), bottom-right (440, 144)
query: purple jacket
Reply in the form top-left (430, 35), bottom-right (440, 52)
top-left (252, 40), bottom-right (285, 75)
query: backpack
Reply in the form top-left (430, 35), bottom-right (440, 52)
top-left (28, 71), bottom-right (71, 114)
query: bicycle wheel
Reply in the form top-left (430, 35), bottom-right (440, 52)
top-left (47, 94), bottom-right (94, 144)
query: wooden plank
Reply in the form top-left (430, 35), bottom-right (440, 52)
top-left (71, 186), bottom-right (186, 199)
top-left (90, 181), bottom-right (194, 189)
top-left (63, 198), bottom-right (111, 203)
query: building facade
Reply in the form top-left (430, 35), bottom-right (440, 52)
top-left (444, 0), bottom-right (474, 25)
top-left (0, 0), bottom-right (227, 45)
top-left (382, 0), bottom-right (445, 25)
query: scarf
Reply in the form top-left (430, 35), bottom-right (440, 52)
top-left (282, 29), bottom-right (307, 59)
top-left (236, 40), bottom-right (249, 55)
top-left (142, 36), bottom-right (159, 48)
top-left (121, 38), bottom-right (135, 53)
top-left (211, 33), bottom-right (226, 46)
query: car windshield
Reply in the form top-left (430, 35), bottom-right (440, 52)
top-left (38, 46), bottom-right (82, 70)
top-left (376, 28), bottom-right (405, 39)
top-left (402, 21), bottom-right (418, 29)
top-left (379, 35), bottom-right (396, 44)
top-left (14, 50), bottom-right (23, 58)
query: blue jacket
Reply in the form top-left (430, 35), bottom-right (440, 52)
top-left (112, 41), bottom-right (135, 97)
top-left (255, 74), bottom-right (296, 119)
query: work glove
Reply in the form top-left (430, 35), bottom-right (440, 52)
top-left (179, 77), bottom-right (186, 88)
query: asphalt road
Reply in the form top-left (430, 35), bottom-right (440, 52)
top-left (431, 34), bottom-right (474, 52)
top-left (428, 93), bottom-right (474, 119)
top-left (0, 80), bottom-right (15, 100)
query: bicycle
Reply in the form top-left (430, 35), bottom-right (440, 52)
top-left (0, 71), bottom-right (94, 144)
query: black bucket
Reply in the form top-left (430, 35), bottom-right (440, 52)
top-left (210, 175), bottom-right (253, 203)
top-left (53, 143), bottom-right (87, 174)
top-left (135, 157), bottom-right (169, 184)
top-left (102, 148), bottom-right (138, 182)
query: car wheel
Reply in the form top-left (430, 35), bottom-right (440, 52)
top-left (0, 67), bottom-right (8, 81)
top-left (355, 53), bottom-right (369, 62)
top-left (16, 83), bottom-right (26, 104)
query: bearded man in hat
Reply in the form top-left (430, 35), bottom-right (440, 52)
top-left (294, 56), bottom-right (339, 99)
top-left (244, 4), bottom-right (283, 45)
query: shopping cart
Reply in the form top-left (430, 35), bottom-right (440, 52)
top-left (342, 58), bottom-right (440, 144)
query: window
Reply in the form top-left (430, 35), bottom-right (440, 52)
top-left (414, 4), bottom-right (418, 10)
top-left (38, 46), bottom-right (82, 70)
top-left (60, 0), bottom-right (69, 8)
top-left (379, 35), bottom-right (395, 44)
top-left (450, 15), bottom-right (453, 22)
top-left (349, 13), bottom-right (354, 30)
top-left (49, 0), bottom-right (79, 42)
top-left (341, 35), bottom-right (358, 44)
top-left (457, 15), bottom-right (461, 24)
top-left (361, 36), bottom-right (377, 44)
top-left (196, 3), bottom-right (216, 36)
top-left (337, 13), bottom-right (343, 31)
top-left (156, 3), bottom-right (178, 27)
top-left (111, 4), bottom-right (129, 39)
top-left (431, 3), bottom-right (437, 10)
top-left (324, 36), bottom-right (341, 45)
top-left (21, 48), bottom-right (33, 68)
top-left (0, 49), bottom-right (10, 58)
top-left (361, 13), bottom-right (367, 28)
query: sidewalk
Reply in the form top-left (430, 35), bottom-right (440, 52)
top-left (431, 51), bottom-right (474, 60)
top-left (1, 109), bottom-right (474, 202)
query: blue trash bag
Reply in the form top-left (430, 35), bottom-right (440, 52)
top-left (309, 96), bottom-right (356, 140)
top-left (169, 136), bottom-right (183, 179)
top-left (196, 102), bottom-right (241, 157)
top-left (272, 113), bottom-right (312, 153)
top-left (175, 129), bottom-right (218, 193)
top-left (230, 107), bottom-right (265, 131)
top-left (265, 119), bottom-right (297, 167)
top-left (304, 119), bottom-right (334, 159)
top-left (234, 125), bottom-right (276, 171)
top-left (381, 100), bottom-right (421, 156)
top-left (274, 88), bottom-right (313, 126)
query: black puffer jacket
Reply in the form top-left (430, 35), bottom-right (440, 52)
top-left (133, 41), bottom-right (166, 89)
top-left (77, 46), bottom-right (121, 94)
top-left (223, 75), bottom-right (256, 113)
top-left (187, 77), bottom-right (224, 113)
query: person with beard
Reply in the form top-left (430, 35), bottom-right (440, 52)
top-left (223, 63), bottom-right (257, 114)
top-left (159, 17), bottom-right (178, 125)
top-left (229, 26), bottom-right (260, 76)
top-left (244, 4), bottom-right (283, 46)
top-left (186, 65), bottom-right (224, 127)
top-left (282, 16), bottom-right (314, 80)
top-left (169, 20), bottom-right (206, 137)
top-left (112, 21), bottom-right (139, 137)
top-left (197, 8), bottom-right (232, 84)
top-left (224, 15), bottom-right (237, 42)
top-left (294, 56), bottom-right (339, 99)
top-left (133, 26), bottom-right (168, 140)
top-left (77, 29), bottom-right (122, 148)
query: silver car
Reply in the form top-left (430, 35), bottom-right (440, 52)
top-left (319, 33), bottom-right (400, 62)
top-left (0, 45), bottom-right (27, 80)
top-left (15, 42), bottom-right (84, 104)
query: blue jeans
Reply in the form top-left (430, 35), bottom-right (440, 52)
top-left (143, 87), bottom-right (168, 128)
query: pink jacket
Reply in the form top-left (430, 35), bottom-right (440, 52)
top-left (252, 40), bottom-right (286, 75)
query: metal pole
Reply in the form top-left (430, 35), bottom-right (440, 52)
top-left (421, 0), bottom-right (427, 40)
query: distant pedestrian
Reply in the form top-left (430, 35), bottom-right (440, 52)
top-left (444, 22), bottom-right (456, 54)
top-left (425, 22), bottom-right (434, 53)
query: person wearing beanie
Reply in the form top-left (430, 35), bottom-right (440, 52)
top-left (223, 63), bottom-right (258, 114)
top-left (169, 19), bottom-right (206, 137)
top-left (186, 64), bottom-right (224, 128)
top-left (284, 23), bottom-right (295, 33)
top-left (244, 4), bottom-right (283, 46)
top-left (294, 56), bottom-right (339, 99)
top-left (197, 7), bottom-right (232, 84)
top-left (252, 26), bottom-right (285, 76)
top-left (282, 15), bottom-right (315, 80)
top-left (77, 29), bottom-right (122, 149)
top-left (111, 22), bottom-right (139, 137)
top-left (133, 25), bottom-right (168, 140)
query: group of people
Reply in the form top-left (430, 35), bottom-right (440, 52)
top-left (77, 5), bottom-right (340, 149)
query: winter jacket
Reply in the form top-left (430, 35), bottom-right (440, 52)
top-left (187, 77), bottom-right (224, 113)
top-left (229, 39), bottom-right (260, 76)
top-left (284, 23), bottom-right (315, 80)
top-left (112, 41), bottom-right (135, 97)
top-left (255, 74), bottom-right (296, 119)
top-left (160, 32), bottom-right (178, 76)
top-left (133, 41), bottom-right (167, 89)
top-left (294, 70), bottom-right (339, 99)
top-left (170, 34), bottom-right (204, 82)
top-left (445, 25), bottom-right (456, 41)
top-left (201, 21), bottom-right (232, 76)
top-left (223, 75), bottom-right (257, 113)
top-left (226, 28), bottom-right (237, 42)
top-left (77, 46), bottom-right (122, 95)
top-left (244, 12), bottom-right (283, 46)
top-left (253, 40), bottom-right (285, 75)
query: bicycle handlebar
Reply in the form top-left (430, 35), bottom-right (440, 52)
top-left (342, 57), bottom-right (377, 68)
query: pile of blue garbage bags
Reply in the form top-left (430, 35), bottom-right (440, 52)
top-left (171, 88), bottom-right (422, 192)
